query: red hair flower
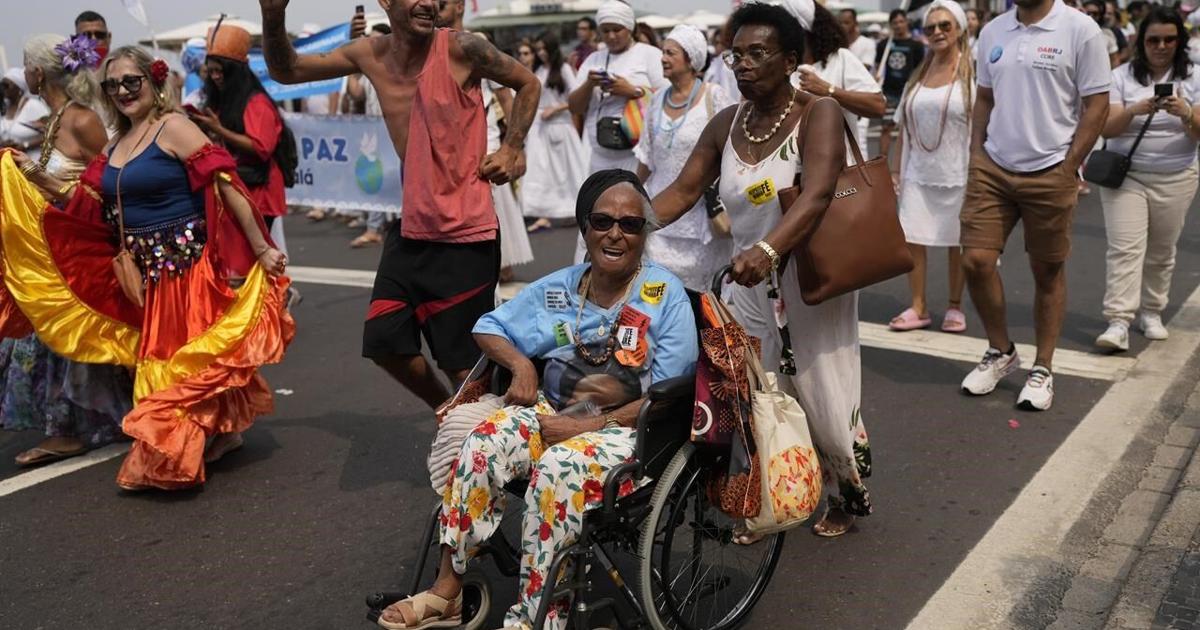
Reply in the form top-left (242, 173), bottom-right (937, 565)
top-left (150, 59), bottom-right (170, 85)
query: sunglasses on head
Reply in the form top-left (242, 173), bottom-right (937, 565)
top-left (927, 20), bottom-right (955, 33)
top-left (1145, 35), bottom-right (1179, 47)
top-left (101, 75), bottom-right (146, 96)
top-left (587, 212), bottom-right (646, 235)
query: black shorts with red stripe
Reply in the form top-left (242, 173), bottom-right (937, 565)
top-left (362, 223), bottom-right (499, 371)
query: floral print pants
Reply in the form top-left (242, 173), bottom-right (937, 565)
top-left (439, 397), bottom-right (637, 630)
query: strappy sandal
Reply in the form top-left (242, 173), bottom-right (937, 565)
top-left (377, 590), bottom-right (462, 630)
top-left (811, 508), bottom-right (855, 538)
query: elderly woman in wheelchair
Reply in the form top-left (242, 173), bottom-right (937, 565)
top-left (378, 170), bottom-right (698, 630)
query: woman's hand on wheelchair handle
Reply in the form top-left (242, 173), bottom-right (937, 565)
top-left (504, 360), bottom-right (540, 406)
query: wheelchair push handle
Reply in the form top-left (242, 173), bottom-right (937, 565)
top-left (711, 265), bottom-right (733, 298)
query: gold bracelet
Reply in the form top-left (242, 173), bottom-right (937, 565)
top-left (755, 240), bottom-right (781, 270)
top-left (56, 182), bottom-right (75, 198)
top-left (603, 415), bottom-right (622, 430)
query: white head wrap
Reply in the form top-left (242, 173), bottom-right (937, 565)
top-left (924, 0), bottom-right (968, 31)
top-left (596, 0), bottom-right (636, 32)
top-left (3, 68), bottom-right (27, 94)
top-left (779, 0), bottom-right (816, 31)
top-left (666, 25), bottom-right (709, 72)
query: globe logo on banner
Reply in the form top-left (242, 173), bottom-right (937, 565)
top-left (355, 134), bottom-right (384, 195)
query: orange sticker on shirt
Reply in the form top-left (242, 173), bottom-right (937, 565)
top-left (615, 337), bottom-right (648, 369)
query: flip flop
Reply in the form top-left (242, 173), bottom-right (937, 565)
top-left (888, 308), bottom-right (932, 332)
top-left (15, 445), bottom-right (87, 467)
top-left (942, 308), bottom-right (967, 333)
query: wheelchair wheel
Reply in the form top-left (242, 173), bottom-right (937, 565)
top-left (461, 570), bottom-right (491, 630)
top-left (637, 442), bottom-right (785, 630)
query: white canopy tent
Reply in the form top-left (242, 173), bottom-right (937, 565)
top-left (639, 15), bottom-right (681, 30)
top-left (139, 15), bottom-right (263, 51)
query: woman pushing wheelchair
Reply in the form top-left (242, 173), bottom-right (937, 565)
top-left (379, 170), bottom-right (698, 630)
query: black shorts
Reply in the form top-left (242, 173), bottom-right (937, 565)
top-left (881, 92), bottom-right (902, 122)
top-left (362, 223), bottom-right (500, 371)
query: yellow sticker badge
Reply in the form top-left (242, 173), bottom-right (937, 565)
top-left (745, 177), bottom-right (777, 206)
top-left (640, 281), bottom-right (667, 305)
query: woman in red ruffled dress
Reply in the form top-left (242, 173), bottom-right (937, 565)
top-left (0, 46), bottom-right (294, 491)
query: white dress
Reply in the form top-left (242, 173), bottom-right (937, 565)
top-left (483, 81), bottom-right (534, 268)
top-left (577, 43), bottom-right (668, 173)
top-left (635, 83), bottom-right (735, 292)
top-left (718, 103), bottom-right (872, 516)
top-left (521, 64), bottom-right (588, 220)
top-left (895, 80), bottom-right (971, 248)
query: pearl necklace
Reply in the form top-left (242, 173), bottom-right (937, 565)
top-left (741, 89), bottom-right (796, 144)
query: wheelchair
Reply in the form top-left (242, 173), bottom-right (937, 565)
top-left (366, 280), bottom-right (784, 630)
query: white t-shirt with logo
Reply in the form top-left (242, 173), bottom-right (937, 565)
top-left (1107, 63), bottom-right (1200, 173)
top-left (976, 0), bottom-right (1112, 172)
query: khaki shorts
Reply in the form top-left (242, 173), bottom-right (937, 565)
top-left (960, 152), bottom-right (1080, 263)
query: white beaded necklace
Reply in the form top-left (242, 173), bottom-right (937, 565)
top-left (741, 88), bottom-right (796, 144)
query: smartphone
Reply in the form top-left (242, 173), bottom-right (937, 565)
top-left (355, 4), bottom-right (364, 14)
top-left (1155, 83), bottom-right (1174, 99)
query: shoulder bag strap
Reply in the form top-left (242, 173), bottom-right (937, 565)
top-left (1125, 109), bottom-right (1156, 159)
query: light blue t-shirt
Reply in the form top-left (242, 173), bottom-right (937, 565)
top-left (473, 262), bottom-right (698, 409)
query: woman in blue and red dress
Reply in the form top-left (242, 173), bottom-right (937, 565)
top-left (0, 45), bottom-right (293, 491)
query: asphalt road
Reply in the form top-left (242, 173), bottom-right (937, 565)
top-left (1, 183), bottom-right (1198, 630)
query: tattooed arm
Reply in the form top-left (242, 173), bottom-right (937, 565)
top-left (259, 0), bottom-right (360, 84)
top-left (455, 31), bottom-right (540, 184)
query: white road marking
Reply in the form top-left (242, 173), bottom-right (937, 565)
top-left (291, 266), bottom-right (1133, 381)
top-left (0, 443), bottom-right (127, 499)
top-left (859, 322), bottom-right (1135, 382)
top-left (905, 282), bottom-right (1200, 629)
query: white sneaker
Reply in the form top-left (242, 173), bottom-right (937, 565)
top-left (961, 345), bottom-right (1020, 395)
top-left (1095, 321), bottom-right (1129, 351)
top-left (1017, 366), bottom-right (1054, 411)
top-left (1136, 312), bottom-right (1169, 340)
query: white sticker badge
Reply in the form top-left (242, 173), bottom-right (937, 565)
top-left (617, 325), bottom-right (639, 351)
top-left (544, 289), bottom-right (569, 311)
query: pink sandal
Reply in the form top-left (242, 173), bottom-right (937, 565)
top-left (889, 308), bottom-right (932, 331)
top-left (942, 308), bottom-right (967, 333)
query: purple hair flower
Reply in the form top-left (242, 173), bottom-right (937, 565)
top-left (54, 34), bottom-right (101, 73)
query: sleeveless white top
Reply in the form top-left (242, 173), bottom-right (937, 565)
top-left (717, 103), bottom-right (804, 253)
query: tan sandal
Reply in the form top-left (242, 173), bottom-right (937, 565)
top-left (812, 508), bottom-right (855, 538)
top-left (377, 590), bottom-right (462, 629)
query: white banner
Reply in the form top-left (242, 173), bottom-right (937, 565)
top-left (283, 113), bottom-right (402, 214)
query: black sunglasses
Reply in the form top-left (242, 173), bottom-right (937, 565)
top-left (1145, 35), bottom-right (1179, 47)
top-left (101, 75), bottom-right (146, 96)
top-left (587, 212), bottom-right (646, 235)
top-left (80, 29), bottom-right (109, 40)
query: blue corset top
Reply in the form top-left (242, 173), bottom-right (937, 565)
top-left (101, 141), bottom-right (204, 228)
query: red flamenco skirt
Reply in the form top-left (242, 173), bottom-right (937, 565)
top-left (117, 254), bottom-right (294, 489)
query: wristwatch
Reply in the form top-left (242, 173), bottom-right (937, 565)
top-left (603, 415), bottom-right (622, 430)
top-left (828, 84), bottom-right (836, 97)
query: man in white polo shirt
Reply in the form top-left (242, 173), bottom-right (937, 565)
top-left (959, 0), bottom-right (1111, 411)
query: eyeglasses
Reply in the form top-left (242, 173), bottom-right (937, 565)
top-left (1145, 35), bottom-right (1179, 47)
top-left (79, 29), bottom-right (109, 40)
top-left (721, 47), bottom-right (781, 69)
top-left (927, 20), bottom-right (955, 33)
top-left (587, 212), bottom-right (647, 235)
top-left (101, 75), bottom-right (146, 96)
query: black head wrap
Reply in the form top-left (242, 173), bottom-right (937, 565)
top-left (575, 169), bottom-right (652, 235)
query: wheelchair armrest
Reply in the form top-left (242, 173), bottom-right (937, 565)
top-left (647, 375), bottom-right (695, 402)
top-left (602, 460), bottom-right (643, 513)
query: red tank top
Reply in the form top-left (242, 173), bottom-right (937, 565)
top-left (402, 28), bottom-right (496, 242)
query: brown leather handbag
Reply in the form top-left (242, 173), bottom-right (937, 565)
top-left (777, 98), bottom-right (913, 305)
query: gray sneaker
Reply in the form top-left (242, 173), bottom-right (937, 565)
top-left (961, 346), bottom-right (1020, 396)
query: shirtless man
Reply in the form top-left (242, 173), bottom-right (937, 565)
top-left (259, 0), bottom-right (540, 409)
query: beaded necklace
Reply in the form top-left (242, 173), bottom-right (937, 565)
top-left (741, 88), bottom-right (796, 144)
top-left (573, 264), bottom-right (642, 366)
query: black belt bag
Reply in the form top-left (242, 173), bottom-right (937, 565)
top-left (1083, 110), bottom-right (1155, 189)
top-left (596, 115), bottom-right (633, 150)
